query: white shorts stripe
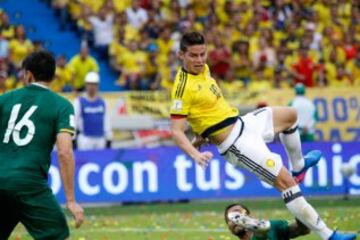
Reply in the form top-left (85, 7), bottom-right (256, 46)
top-left (229, 146), bottom-right (277, 184)
top-left (218, 107), bottom-right (282, 185)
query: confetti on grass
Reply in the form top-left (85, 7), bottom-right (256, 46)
top-left (11, 199), bottom-right (360, 240)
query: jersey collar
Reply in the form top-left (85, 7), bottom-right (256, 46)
top-left (29, 82), bottom-right (50, 90)
top-left (181, 67), bottom-right (200, 76)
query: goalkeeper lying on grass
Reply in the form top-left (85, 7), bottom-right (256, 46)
top-left (225, 203), bottom-right (310, 240)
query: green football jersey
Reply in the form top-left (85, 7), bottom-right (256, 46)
top-left (251, 220), bottom-right (290, 240)
top-left (0, 83), bottom-right (75, 190)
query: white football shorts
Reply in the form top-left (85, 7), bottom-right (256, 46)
top-left (217, 107), bottom-right (283, 185)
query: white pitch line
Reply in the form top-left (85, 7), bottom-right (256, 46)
top-left (75, 227), bottom-right (228, 233)
top-left (14, 227), bottom-right (228, 236)
top-left (14, 228), bottom-right (360, 237)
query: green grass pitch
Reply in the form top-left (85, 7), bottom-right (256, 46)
top-left (11, 198), bottom-right (360, 240)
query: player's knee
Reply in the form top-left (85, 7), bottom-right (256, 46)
top-left (41, 207), bottom-right (69, 240)
top-left (272, 107), bottom-right (298, 133)
top-left (274, 167), bottom-right (297, 191)
top-left (285, 107), bottom-right (297, 127)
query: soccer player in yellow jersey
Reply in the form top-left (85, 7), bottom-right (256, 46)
top-left (170, 32), bottom-right (356, 240)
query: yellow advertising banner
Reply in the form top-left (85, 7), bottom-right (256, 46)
top-left (223, 88), bottom-right (360, 142)
top-left (64, 87), bottom-right (360, 141)
top-left (122, 91), bottom-right (170, 117)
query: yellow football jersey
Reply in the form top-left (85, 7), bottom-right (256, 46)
top-left (346, 61), bottom-right (360, 86)
top-left (9, 39), bottom-right (34, 67)
top-left (170, 65), bottom-right (239, 137)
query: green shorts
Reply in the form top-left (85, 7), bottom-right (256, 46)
top-left (0, 187), bottom-right (69, 240)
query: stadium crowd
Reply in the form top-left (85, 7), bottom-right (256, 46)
top-left (1, 0), bottom-right (360, 92)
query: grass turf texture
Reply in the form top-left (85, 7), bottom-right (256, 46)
top-left (11, 198), bottom-right (360, 240)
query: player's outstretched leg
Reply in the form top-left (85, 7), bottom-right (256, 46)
top-left (274, 107), bottom-right (320, 182)
top-left (276, 167), bottom-right (356, 240)
top-left (292, 150), bottom-right (322, 183)
top-left (274, 107), bottom-right (304, 171)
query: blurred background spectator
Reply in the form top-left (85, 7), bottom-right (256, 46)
top-left (347, 50), bottom-right (360, 86)
top-left (9, 25), bottom-right (33, 69)
top-left (1, 0), bottom-right (360, 92)
top-left (289, 83), bottom-right (317, 142)
top-left (125, 0), bottom-right (148, 29)
top-left (52, 0), bottom-right (70, 31)
top-left (85, 6), bottom-right (114, 60)
top-left (291, 46), bottom-right (317, 87)
top-left (68, 45), bottom-right (99, 91)
top-left (0, 31), bottom-right (9, 59)
top-left (51, 54), bottom-right (73, 92)
top-left (0, 70), bottom-right (8, 94)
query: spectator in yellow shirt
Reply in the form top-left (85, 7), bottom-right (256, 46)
top-left (8, 25), bottom-right (33, 68)
top-left (109, 28), bottom-right (126, 73)
top-left (0, 59), bottom-right (19, 91)
top-left (76, 4), bottom-right (94, 45)
top-left (0, 13), bottom-right (15, 39)
top-left (156, 27), bottom-right (174, 58)
top-left (248, 65), bottom-right (273, 91)
top-left (237, 1), bottom-right (253, 29)
top-left (231, 40), bottom-right (252, 86)
top-left (191, 0), bottom-right (212, 24)
top-left (68, 45), bottom-right (99, 91)
top-left (333, 63), bottom-right (352, 87)
top-left (112, 0), bottom-right (131, 13)
top-left (117, 41), bottom-right (147, 90)
top-left (285, 22), bottom-right (300, 52)
top-left (215, 0), bottom-right (234, 25)
top-left (312, 0), bottom-right (332, 27)
top-left (337, 0), bottom-right (352, 28)
top-left (347, 50), bottom-right (360, 86)
top-left (152, 51), bottom-right (178, 91)
top-left (51, 55), bottom-right (72, 92)
top-left (323, 49), bottom-right (338, 86)
top-left (274, 49), bottom-right (292, 88)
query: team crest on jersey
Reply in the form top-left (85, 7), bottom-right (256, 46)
top-left (172, 100), bottom-right (183, 111)
top-left (266, 159), bottom-right (275, 168)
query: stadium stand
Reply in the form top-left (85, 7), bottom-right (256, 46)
top-left (0, 0), bottom-right (119, 91)
top-left (69, 0), bottom-right (360, 91)
top-left (1, 0), bottom-right (359, 146)
top-left (1, 0), bottom-right (360, 93)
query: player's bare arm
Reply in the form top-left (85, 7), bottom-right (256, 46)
top-left (56, 132), bottom-right (84, 228)
top-left (288, 219), bottom-right (311, 238)
top-left (191, 134), bottom-right (208, 149)
top-left (171, 117), bottom-right (212, 168)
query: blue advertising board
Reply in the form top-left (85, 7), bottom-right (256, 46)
top-left (48, 142), bottom-right (360, 204)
